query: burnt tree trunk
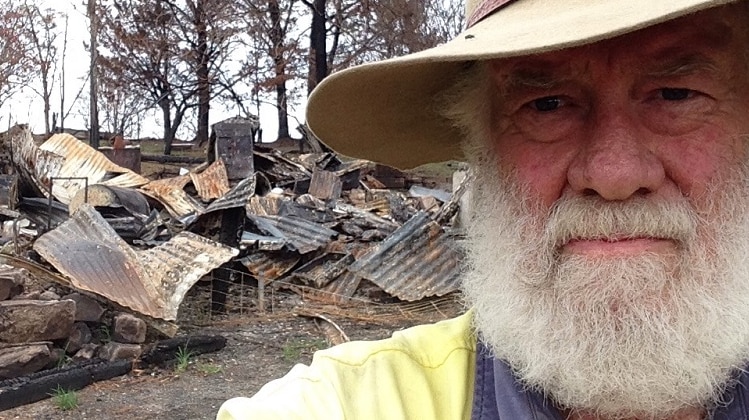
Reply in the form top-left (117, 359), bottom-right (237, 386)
top-left (159, 100), bottom-right (174, 156)
top-left (88, 0), bottom-right (100, 148)
top-left (194, 0), bottom-right (210, 147)
top-left (269, 0), bottom-right (290, 139)
top-left (307, 0), bottom-right (327, 95)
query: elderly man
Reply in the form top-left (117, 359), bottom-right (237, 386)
top-left (218, 0), bottom-right (749, 419)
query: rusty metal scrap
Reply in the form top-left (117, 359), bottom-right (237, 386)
top-left (239, 251), bottom-right (300, 282)
top-left (320, 270), bottom-right (362, 302)
top-left (292, 253), bottom-right (354, 288)
top-left (8, 127), bottom-right (150, 209)
top-left (249, 214), bottom-right (338, 255)
top-left (309, 169), bottom-right (342, 200)
top-left (32, 204), bottom-right (237, 320)
top-left (297, 152), bottom-right (337, 171)
top-left (241, 230), bottom-right (286, 251)
top-left (205, 176), bottom-right (256, 214)
top-left (69, 184), bottom-right (150, 217)
top-left (19, 197), bottom-right (68, 229)
top-left (190, 159), bottom-right (230, 201)
top-left (281, 194), bottom-right (337, 224)
top-left (346, 212), bottom-right (463, 301)
top-left (0, 123), bottom-right (469, 314)
top-left (253, 147), bottom-right (312, 184)
top-left (9, 126), bottom-right (64, 199)
top-left (140, 175), bottom-right (204, 220)
top-left (246, 193), bottom-right (285, 216)
top-left (434, 169), bottom-right (474, 225)
top-left (334, 202), bottom-right (401, 233)
top-left (38, 132), bottom-right (150, 204)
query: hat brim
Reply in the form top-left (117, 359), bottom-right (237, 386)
top-left (306, 0), bottom-right (738, 169)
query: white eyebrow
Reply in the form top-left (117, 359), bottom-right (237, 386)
top-left (645, 54), bottom-right (719, 79)
top-left (498, 69), bottom-right (570, 97)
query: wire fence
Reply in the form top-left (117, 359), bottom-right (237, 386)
top-left (178, 266), bottom-right (463, 327)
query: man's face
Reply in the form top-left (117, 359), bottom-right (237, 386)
top-left (460, 3), bottom-right (749, 419)
top-left (488, 4), bottom-right (749, 239)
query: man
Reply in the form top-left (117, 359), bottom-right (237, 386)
top-left (218, 0), bottom-right (749, 419)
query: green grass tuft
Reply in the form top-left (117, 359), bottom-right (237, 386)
top-left (196, 362), bottom-right (223, 375)
top-left (50, 385), bottom-right (78, 411)
top-left (175, 345), bottom-right (193, 372)
top-left (282, 338), bottom-right (328, 362)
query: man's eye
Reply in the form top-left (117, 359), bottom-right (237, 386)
top-left (531, 96), bottom-right (563, 112)
top-left (660, 88), bottom-right (693, 101)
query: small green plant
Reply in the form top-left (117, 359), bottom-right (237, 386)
top-left (310, 338), bottom-right (328, 352)
top-left (282, 341), bottom-right (302, 361)
top-left (196, 362), bottom-right (223, 375)
top-left (175, 345), bottom-right (193, 372)
top-left (49, 386), bottom-right (78, 411)
top-left (56, 343), bottom-right (72, 368)
top-left (56, 354), bottom-right (72, 369)
top-left (282, 338), bottom-right (328, 362)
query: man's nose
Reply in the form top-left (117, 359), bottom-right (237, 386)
top-left (567, 110), bottom-right (665, 201)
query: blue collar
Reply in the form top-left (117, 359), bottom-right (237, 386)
top-left (471, 341), bottom-right (749, 420)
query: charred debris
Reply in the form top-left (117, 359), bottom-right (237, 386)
top-left (0, 122), bottom-right (470, 328)
top-left (0, 120), bottom-right (473, 409)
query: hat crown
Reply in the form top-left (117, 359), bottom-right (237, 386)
top-left (466, 0), bottom-right (481, 16)
top-left (465, 0), bottom-right (518, 27)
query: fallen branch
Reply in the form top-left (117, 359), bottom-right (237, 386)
top-left (296, 310), bottom-right (350, 345)
top-left (0, 358), bottom-right (132, 411)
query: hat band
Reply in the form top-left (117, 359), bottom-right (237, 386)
top-left (467, 0), bottom-right (519, 27)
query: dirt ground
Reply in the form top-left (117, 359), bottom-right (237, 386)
top-left (1, 291), bottom-right (464, 420)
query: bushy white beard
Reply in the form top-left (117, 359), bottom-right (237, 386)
top-left (461, 160), bottom-right (749, 419)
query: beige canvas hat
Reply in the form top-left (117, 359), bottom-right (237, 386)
top-left (305, 0), bottom-right (740, 169)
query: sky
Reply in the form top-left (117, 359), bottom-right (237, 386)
top-left (8, 0), bottom-right (300, 142)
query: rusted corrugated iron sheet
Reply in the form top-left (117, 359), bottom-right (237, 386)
top-left (190, 159), bottom-right (230, 201)
top-left (19, 197), bottom-right (69, 228)
top-left (308, 169), bottom-right (342, 200)
top-left (32, 204), bottom-right (238, 320)
top-left (250, 214), bottom-right (338, 255)
top-left (282, 195), bottom-right (336, 224)
top-left (253, 149), bottom-right (312, 184)
top-left (333, 159), bottom-right (373, 177)
top-left (356, 196), bottom-right (391, 217)
top-left (38, 133), bottom-right (150, 204)
top-left (69, 184), bottom-right (150, 217)
top-left (347, 211), bottom-right (462, 301)
top-left (239, 251), bottom-right (300, 282)
top-left (140, 175), bottom-right (205, 219)
top-left (246, 194), bottom-right (285, 216)
top-left (10, 126), bottom-right (65, 197)
top-left (241, 231), bottom-right (286, 251)
top-left (292, 253), bottom-right (354, 288)
top-left (205, 176), bottom-right (256, 213)
top-left (137, 232), bottom-right (238, 312)
top-left (321, 270), bottom-right (362, 302)
top-left (334, 203), bottom-right (400, 233)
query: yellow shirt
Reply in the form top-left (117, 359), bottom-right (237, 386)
top-left (216, 312), bottom-right (476, 420)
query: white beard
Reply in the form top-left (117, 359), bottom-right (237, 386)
top-left (461, 159), bottom-right (749, 419)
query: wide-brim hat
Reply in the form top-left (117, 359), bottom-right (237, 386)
top-left (305, 0), bottom-right (739, 169)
